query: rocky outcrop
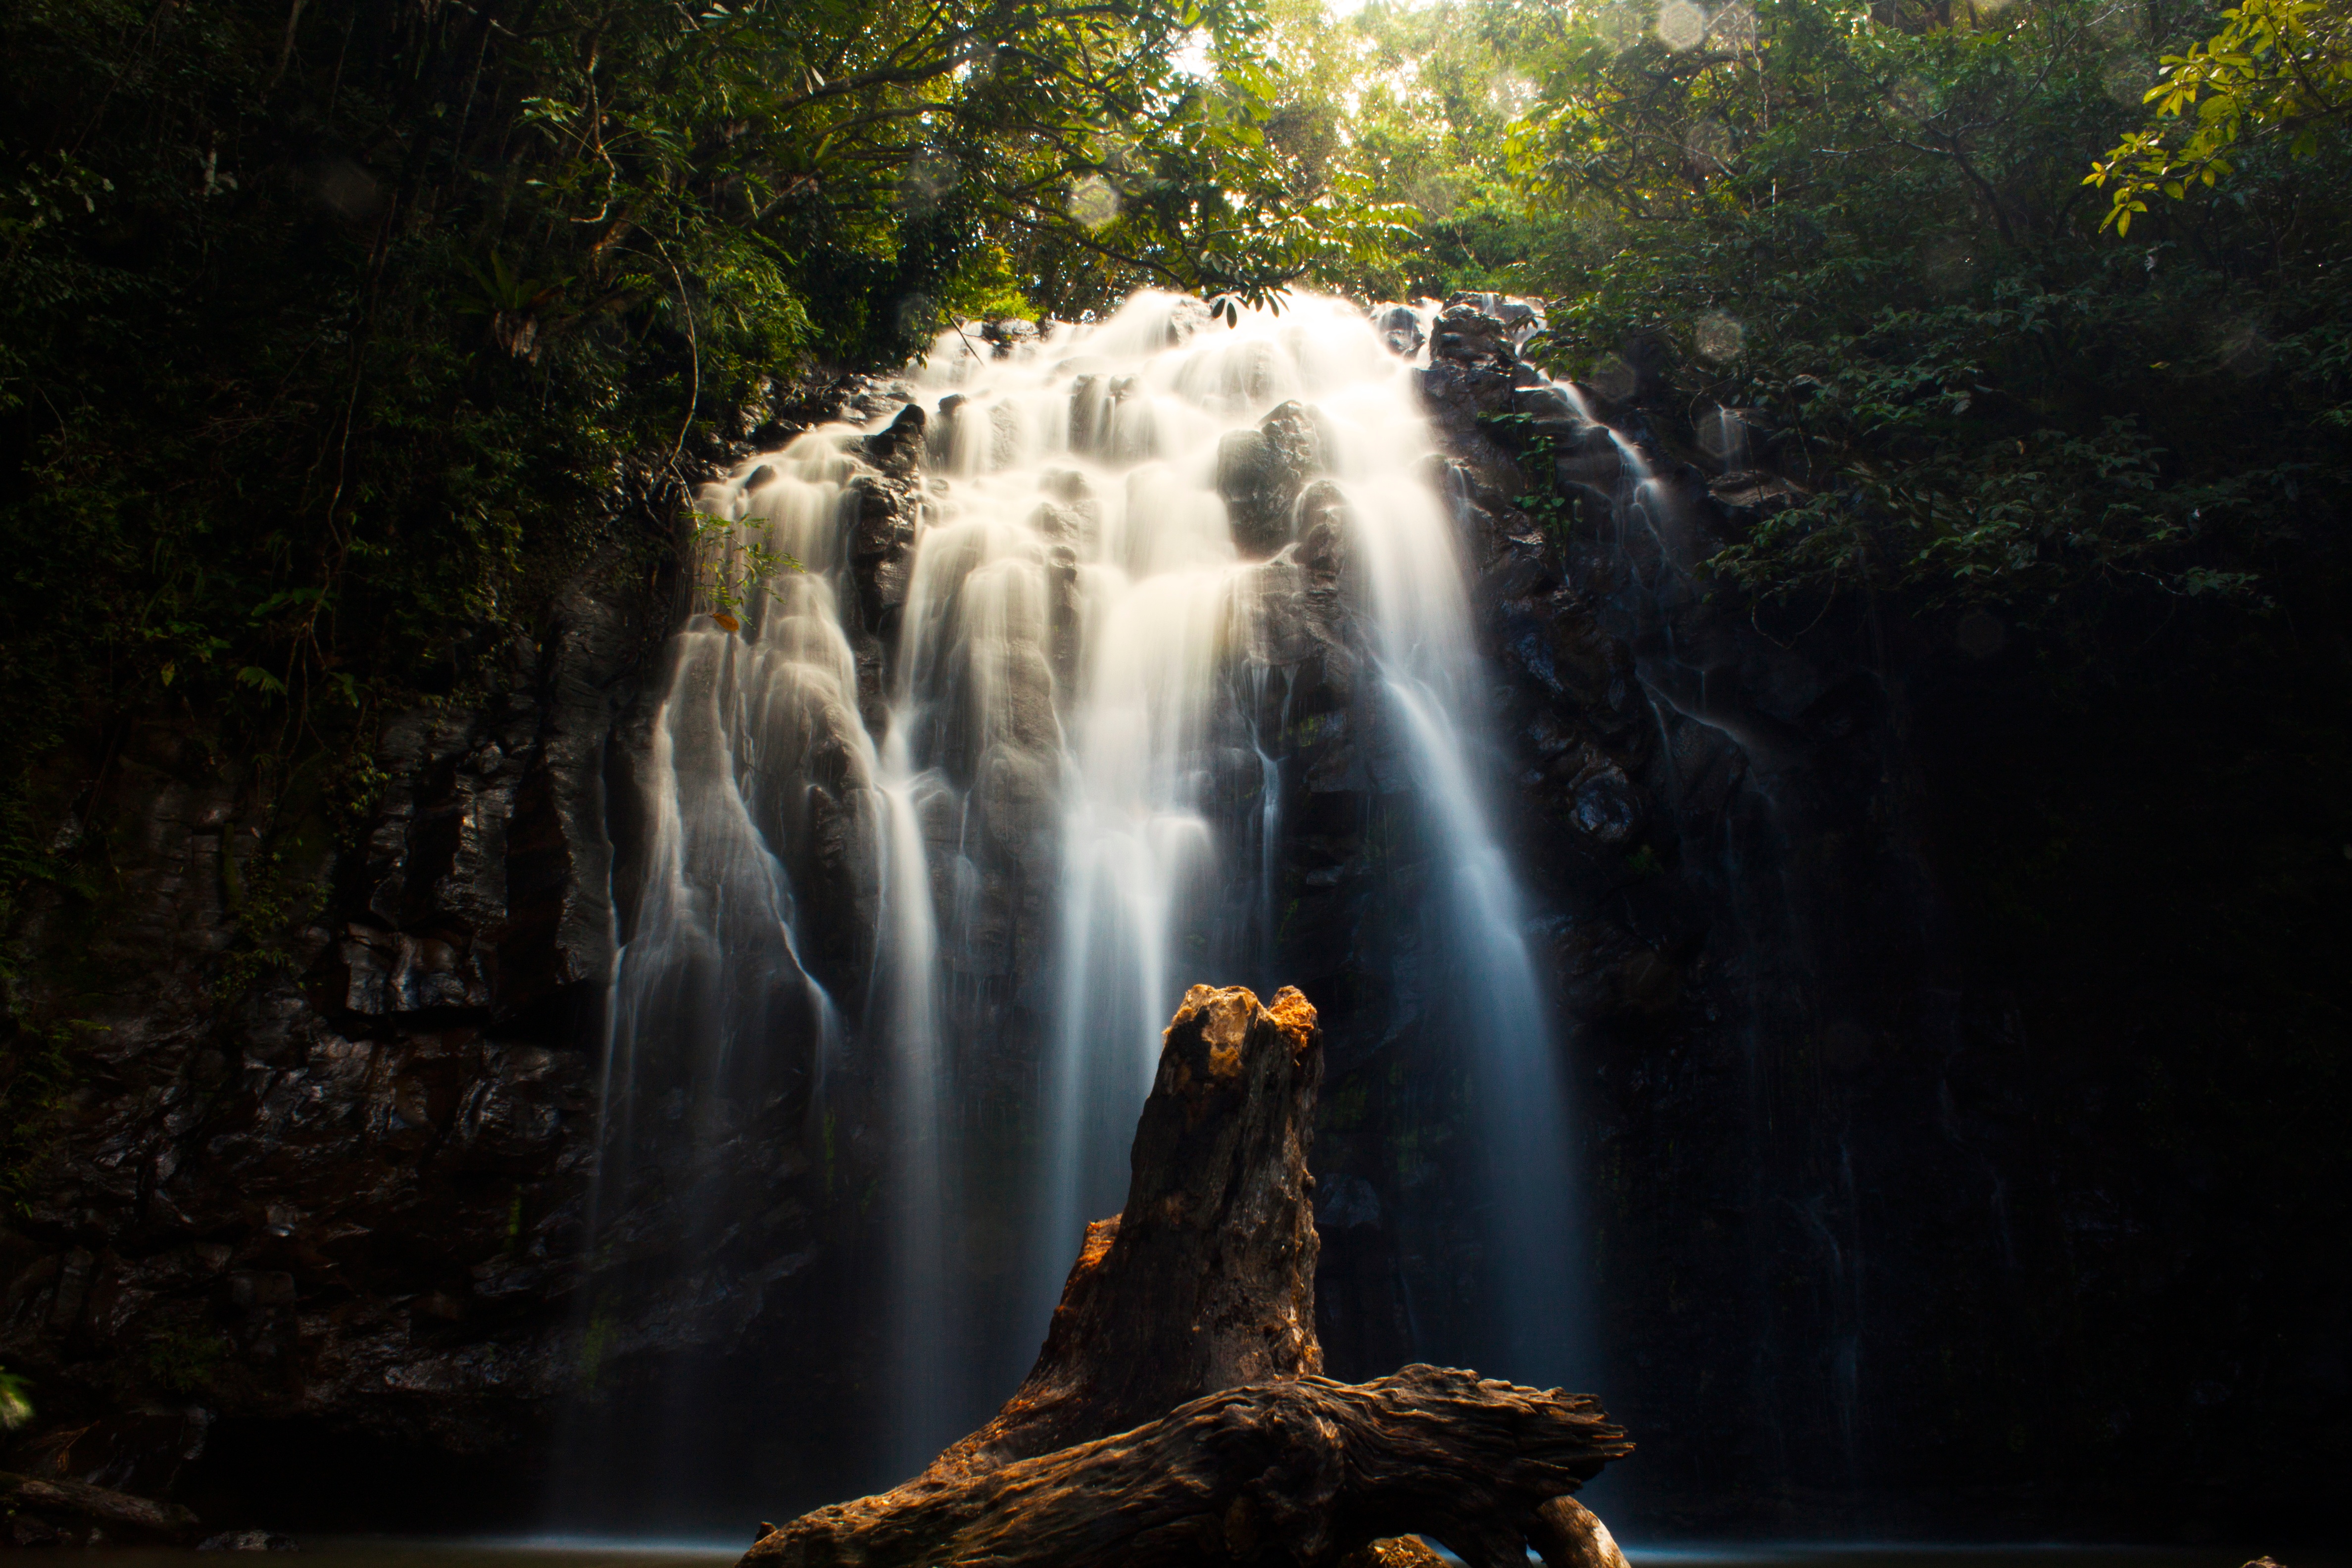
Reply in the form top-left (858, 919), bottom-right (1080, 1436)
top-left (0, 376), bottom-right (903, 1521)
top-left (1291, 289), bottom-right (2349, 1540)
top-left (0, 573), bottom-right (656, 1483)
top-left (845, 402), bottom-right (930, 728)
top-left (1, 306), bottom-right (2330, 1542)
top-left (1218, 400), bottom-right (1332, 558)
top-left (1303, 295), bottom-right (1938, 1522)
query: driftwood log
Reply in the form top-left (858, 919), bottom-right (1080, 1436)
top-left (754, 1367), bottom-right (1627, 1568)
top-left (741, 984), bottom-right (1632, 1568)
top-left (930, 982), bottom-right (1326, 1484)
top-left (0, 1469), bottom-right (202, 1545)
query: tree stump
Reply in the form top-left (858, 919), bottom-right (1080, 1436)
top-left (928, 982), bottom-right (1326, 1485)
top-left (740, 984), bottom-right (1632, 1568)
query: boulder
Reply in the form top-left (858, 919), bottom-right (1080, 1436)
top-left (983, 318), bottom-right (1040, 355)
top-left (1371, 304), bottom-right (1426, 357)
top-left (1430, 305), bottom-right (1516, 370)
top-left (1217, 400), bottom-right (1330, 557)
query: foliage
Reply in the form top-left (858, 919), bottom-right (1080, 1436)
top-left (1263, 0), bottom-right (1573, 299)
top-left (144, 1329), bottom-right (232, 1395)
top-left (0, 1366), bottom-right (32, 1431)
top-left (1468, 0), bottom-right (2352, 619)
top-left (0, 1016), bottom-right (101, 1215)
top-left (0, 0), bottom-right (1379, 1022)
top-left (2088, 0), bottom-right (2352, 231)
top-left (691, 510), bottom-right (803, 625)
top-left (211, 847), bottom-right (323, 1005)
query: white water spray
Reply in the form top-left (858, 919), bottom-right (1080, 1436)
top-left (601, 291), bottom-right (1585, 1470)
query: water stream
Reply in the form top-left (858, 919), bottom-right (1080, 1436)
top-left (595, 291), bottom-right (1583, 1476)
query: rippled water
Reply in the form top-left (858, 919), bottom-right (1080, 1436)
top-left (88, 1541), bottom-right (2344, 1568)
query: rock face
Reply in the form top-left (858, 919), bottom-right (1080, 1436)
top-left (845, 402), bottom-right (929, 726)
top-left (0, 571), bottom-right (650, 1475)
top-left (1301, 292), bottom-right (2348, 1540)
top-left (0, 382), bottom-right (906, 1526)
top-left (1217, 400), bottom-right (1331, 557)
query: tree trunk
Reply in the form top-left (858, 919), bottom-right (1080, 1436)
top-left (926, 982), bottom-right (1325, 1485)
top-left (0, 1470), bottom-right (202, 1544)
top-left (746, 1365), bottom-right (1630, 1568)
top-left (739, 983), bottom-right (1633, 1568)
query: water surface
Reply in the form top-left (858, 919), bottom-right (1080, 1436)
top-left (99, 1541), bottom-right (2339, 1568)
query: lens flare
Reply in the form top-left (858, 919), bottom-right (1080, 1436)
top-left (1696, 311), bottom-right (1745, 362)
top-left (1069, 175), bottom-right (1121, 231)
top-left (1657, 0), bottom-right (1708, 50)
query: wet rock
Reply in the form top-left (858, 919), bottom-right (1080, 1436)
top-left (1551, 423), bottom-right (1625, 490)
top-left (982, 318), bottom-right (1039, 355)
top-left (1512, 383), bottom-right (1584, 427)
top-left (1370, 304), bottom-right (1426, 357)
top-left (1570, 766), bottom-right (1640, 845)
top-left (1429, 304), bottom-right (1515, 370)
top-left (1217, 400), bottom-right (1329, 558)
top-left (0, 543), bottom-right (657, 1474)
top-left (1708, 467), bottom-right (1811, 518)
top-left (1295, 480), bottom-right (1351, 586)
top-left (862, 400), bottom-right (927, 477)
top-left (1415, 360), bottom-right (1523, 492)
top-left (200, 1529), bottom-right (301, 1551)
top-left (1443, 291), bottom-right (1545, 341)
top-left (748, 374), bottom-right (917, 447)
top-left (1065, 376), bottom-right (1110, 456)
top-left (338, 928), bottom-right (490, 1016)
top-left (845, 422), bottom-right (926, 702)
top-left (1160, 294), bottom-right (1215, 346)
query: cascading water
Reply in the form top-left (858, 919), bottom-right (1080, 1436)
top-left (589, 291), bottom-right (1587, 1491)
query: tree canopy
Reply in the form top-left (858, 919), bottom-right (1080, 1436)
top-left (0, 0), bottom-right (1382, 936)
top-left (1276, 0), bottom-right (2350, 624)
top-left (5, 0), bottom-right (2350, 954)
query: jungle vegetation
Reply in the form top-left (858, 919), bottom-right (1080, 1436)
top-left (0, 0), bottom-right (1389, 951)
top-left (3, 0), bottom-right (2347, 1009)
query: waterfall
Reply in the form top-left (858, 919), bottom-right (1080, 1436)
top-left (592, 291), bottom-right (1584, 1485)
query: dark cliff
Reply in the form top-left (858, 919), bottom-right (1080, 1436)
top-left (0, 551), bottom-right (653, 1525)
top-left (1309, 303), bottom-right (2349, 1540)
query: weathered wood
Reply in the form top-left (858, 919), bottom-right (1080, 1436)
top-left (926, 982), bottom-right (1324, 1485)
top-left (744, 1365), bottom-right (1630, 1568)
top-left (1337, 1538), bottom-right (1450, 1568)
top-left (737, 982), bottom-right (1633, 1568)
top-left (0, 1469), bottom-right (202, 1542)
top-left (1529, 1496), bottom-right (1633, 1568)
